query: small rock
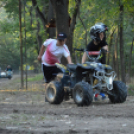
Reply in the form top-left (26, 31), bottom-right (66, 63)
top-left (65, 121), bottom-right (71, 124)
top-left (122, 124), bottom-right (127, 127)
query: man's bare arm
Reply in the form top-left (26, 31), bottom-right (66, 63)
top-left (82, 52), bottom-right (87, 64)
top-left (38, 45), bottom-right (45, 61)
top-left (66, 56), bottom-right (73, 64)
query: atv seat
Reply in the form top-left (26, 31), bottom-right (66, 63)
top-left (67, 64), bottom-right (77, 72)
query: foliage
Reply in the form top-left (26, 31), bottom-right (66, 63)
top-left (0, 0), bottom-right (48, 70)
top-left (0, 0), bottom-right (134, 76)
top-left (70, 0), bottom-right (134, 73)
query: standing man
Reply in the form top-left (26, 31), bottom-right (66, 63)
top-left (6, 65), bottom-right (12, 71)
top-left (38, 32), bottom-right (73, 83)
top-left (82, 23), bottom-right (108, 101)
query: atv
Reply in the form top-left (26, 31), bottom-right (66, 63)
top-left (45, 48), bottom-right (127, 106)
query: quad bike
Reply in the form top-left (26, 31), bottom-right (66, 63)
top-left (45, 49), bottom-right (127, 106)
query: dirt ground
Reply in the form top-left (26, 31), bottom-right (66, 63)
top-left (0, 75), bottom-right (134, 134)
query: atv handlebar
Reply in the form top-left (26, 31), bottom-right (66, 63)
top-left (74, 48), bottom-right (108, 62)
top-left (74, 48), bottom-right (84, 52)
top-left (74, 48), bottom-right (100, 55)
top-left (88, 51), bottom-right (100, 55)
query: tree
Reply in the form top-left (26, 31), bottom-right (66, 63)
top-left (114, 32), bottom-right (119, 80)
top-left (47, 0), bottom-right (56, 38)
top-left (50, 0), bottom-right (81, 54)
top-left (128, 37), bottom-right (134, 82)
top-left (119, 2), bottom-right (125, 83)
top-left (19, 0), bottom-right (24, 89)
top-left (1, 0), bottom-right (134, 82)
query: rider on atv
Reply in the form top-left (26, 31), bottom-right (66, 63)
top-left (82, 22), bottom-right (108, 101)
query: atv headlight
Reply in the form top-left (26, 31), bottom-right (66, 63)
top-left (108, 77), bottom-right (113, 84)
top-left (104, 76), bottom-right (113, 90)
top-left (104, 71), bottom-right (116, 84)
top-left (104, 76), bottom-right (113, 84)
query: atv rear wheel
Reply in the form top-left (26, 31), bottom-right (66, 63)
top-left (73, 82), bottom-right (93, 106)
top-left (108, 81), bottom-right (127, 103)
top-left (45, 81), bottom-right (64, 104)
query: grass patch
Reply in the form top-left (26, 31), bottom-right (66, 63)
top-left (0, 113), bottom-right (46, 127)
top-left (11, 74), bottom-right (43, 83)
top-left (128, 84), bottom-right (134, 90)
top-left (127, 84), bottom-right (134, 96)
top-left (26, 74), bottom-right (43, 82)
top-left (128, 90), bottom-right (134, 96)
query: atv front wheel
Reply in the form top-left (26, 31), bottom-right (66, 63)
top-left (108, 81), bottom-right (127, 103)
top-left (45, 81), bottom-right (64, 104)
top-left (73, 82), bottom-right (93, 106)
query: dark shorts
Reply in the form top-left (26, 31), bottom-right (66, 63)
top-left (42, 64), bottom-right (62, 83)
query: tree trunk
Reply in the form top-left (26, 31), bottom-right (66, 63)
top-left (32, 0), bottom-right (47, 30)
top-left (23, 0), bottom-right (28, 90)
top-left (19, 0), bottom-right (24, 89)
top-left (114, 33), bottom-right (119, 80)
top-left (112, 43), bottom-right (115, 71)
top-left (127, 37), bottom-right (134, 82)
top-left (50, 0), bottom-right (69, 65)
top-left (78, 15), bottom-right (87, 47)
top-left (36, 20), bottom-right (43, 53)
top-left (69, 0), bottom-right (81, 53)
top-left (35, 8), bottom-right (43, 52)
top-left (48, 0), bottom-right (56, 38)
top-left (50, 0), bottom-right (81, 64)
top-left (119, 3), bottom-right (125, 83)
top-left (31, 0), bottom-right (81, 64)
top-left (50, 0), bottom-right (69, 35)
top-left (107, 29), bottom-right (115, 65)
top-left (29, 6), bottom-right (33, 26)
top-left (32, 0), bottom-right (48, 51)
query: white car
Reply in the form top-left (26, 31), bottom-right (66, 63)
top-left (0, 72), bottom-right (7, 77)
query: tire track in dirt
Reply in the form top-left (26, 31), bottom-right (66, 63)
top-left (0, 94), bottom-right (134, 134)
top-left (0, 74), bottom-right (19, 83)
top-left (0, 99), bottom-right (134, 118)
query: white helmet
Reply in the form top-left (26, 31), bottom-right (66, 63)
top-left (90, 23), bottom-right (108, 42)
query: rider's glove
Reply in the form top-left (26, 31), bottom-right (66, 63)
top-left (101, 48), bottom-right (107, 54)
